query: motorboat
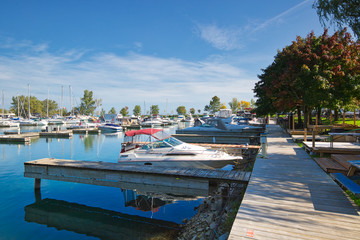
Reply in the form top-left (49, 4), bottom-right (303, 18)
top-left (141, 117), bottom-right (163, 127)
top-left (118, 129), bottom-right (241, 169)
top-left (0, 120), bottom-right (20, 128)
top-left (98, 123), bottom-right (122, 133)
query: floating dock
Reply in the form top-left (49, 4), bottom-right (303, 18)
top-left (39, 130), bottom-right (73, 138)
top-left (172, 133), bottom-right (261, 145)
top-left (0, 132), bottom-right (39, 143)
top-left (24, 158), bottom-right (251, 191)
top-left (72, 128), bottom-right (101, 134)
top-left (229, 123), bottom-right (360, 240)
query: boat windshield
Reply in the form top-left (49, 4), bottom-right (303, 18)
top-left (163, 137), bottom-right (183, 147)
top-left (140, 137), bottom-right (183, 150)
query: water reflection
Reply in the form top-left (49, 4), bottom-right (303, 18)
top-left (82, 135), bottom-right (95, 151)
top-left (25, 198), bottom-right (180, 240)
top-left (25, 181), bottom-right (206, 239)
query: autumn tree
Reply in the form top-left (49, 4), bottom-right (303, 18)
top-left (254, 28), bottom-right (360, 127)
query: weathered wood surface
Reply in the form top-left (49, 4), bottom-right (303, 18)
top-left (39, 130), bottom-right (73, 137)
top-left (0, 132), bottom-right (39, 143)
top-left (229, 122), bottom-right (360, 240)
top-left (72, 128), bottom-right (101, 134)
top-left (24, 158), bottom-right (250, 190)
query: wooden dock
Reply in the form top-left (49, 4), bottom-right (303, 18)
top-left (172, 133), bottom-right (261, 145)
top-left (229, 123), bottom-right (360, 240)
top-left (72, 128), bottom-right (101, 134)
top-left (0, 132), bottom-right (39, 143)
top-left (39, 130), bottom-right (73, 138)
top-left (303, 141), bottom-right (360, 157)
top-left (24, 158), bottom-right (250, 191)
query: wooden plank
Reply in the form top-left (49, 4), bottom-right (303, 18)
top-left (24, 158), bottom-right (250, 184)
top-left (229, 123), bottom-right (360, 240)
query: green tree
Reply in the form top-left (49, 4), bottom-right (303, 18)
top-left (100, 108), bottom-right (106, 118)
top-left (204, 96), bottom-right (221, 114)
top-left (150, 105), bottom-right (159, 115)
top-left (41, 99), bottom-right (59, 117)
top-left (120, 106), bottom-right (129, 116)
top-left (190, 108), bottom-right (195, 114)
top-left (133, 105), bottom-right (141, 116)
top-left (108, 107), bottom-right (116, 114)
top-left (176, 106), bottom-right (186, 115)
top-left (228, 98), bottom-right (239, 113)
top-left (10, 95), bottom-right (46, 118)
top-left (313, 0), bottom-right (360, 38)
top-left (79, 90), bottom-right (96, 115)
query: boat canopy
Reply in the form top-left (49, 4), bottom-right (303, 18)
top-left (125, 128), bottom-right (165, 139)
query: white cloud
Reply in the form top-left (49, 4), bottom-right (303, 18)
top-left (195, 23), bottom-right (244, 51)
top-left (0, 41), bottom-right (258, 112)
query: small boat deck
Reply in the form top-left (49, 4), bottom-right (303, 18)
top-left (229, 123), bottom-right (360, 240)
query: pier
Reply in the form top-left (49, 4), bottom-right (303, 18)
top-left (72, 128), bottom-right (101, 134)
top-left (229, 123), bottom-right (360, 240)
top-left (24, 158), bottom-right (251, 192)
top-left (0, 132), bottom-right (39, 143)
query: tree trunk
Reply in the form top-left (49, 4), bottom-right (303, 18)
top-left (317, 107), bottom-right (321, 124)
top-left (297, 106), bottom-right (302, 127)
top-left (334, 109), bottom-right (339, 121)
top-left (303, 106), bottom-right (308, 129)
top-left (330, 109), bottom-right (333, 125)
top-left (354, 110), bottom-right (356, 126)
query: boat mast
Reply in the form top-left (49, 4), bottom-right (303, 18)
top-left (69, 85), bottom-right (72, 116)
top-left (1, 90), bottom-right (4, 119)
top-left (28, 84), bottom-right (30, 120)
top-left (47, 89), bottom-right (49, 118)
top-left (61, 85), bottom-right (63, 117)
top-left (17, 93), bottom-right (19, 118)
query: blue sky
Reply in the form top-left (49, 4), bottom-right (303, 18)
top-left (0, 0), bottom-right (332, 114)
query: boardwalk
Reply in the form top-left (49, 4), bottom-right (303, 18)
top-left (229, 123), bottom-right (360, 240)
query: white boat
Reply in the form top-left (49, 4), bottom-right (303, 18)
top-left (48, 117), bottom-right (66, 125)
top-left (19, 119), bottom-right (38, 126)
top-left (98, 123), bottom-right (122, 132)
top-left (0, 120), bottom-right (20, 128)
top-left (118, 129), bottom-right (241, 169)
top-left (141, 117), bottom-right (163, 127)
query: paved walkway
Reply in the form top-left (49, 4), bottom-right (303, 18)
top-left (229, 123), bottom-right (360, 240)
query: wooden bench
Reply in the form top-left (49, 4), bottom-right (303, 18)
top-left (330, 172), bottom-right (360, 198)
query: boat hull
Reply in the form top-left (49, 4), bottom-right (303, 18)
top-left (117, 158), bottom-right (239, 169)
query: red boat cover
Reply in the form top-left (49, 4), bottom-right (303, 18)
top-left (124, 128), bottom-right (163, 137)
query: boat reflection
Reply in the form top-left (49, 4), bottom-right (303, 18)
top-left (25, 198), bottom-right (180, 240)
top-left (25, 182), bottom-right (209, 239)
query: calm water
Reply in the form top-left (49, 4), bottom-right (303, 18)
top-left (0, 124), bottom-right (204, 240)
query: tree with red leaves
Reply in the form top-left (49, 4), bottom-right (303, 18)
top-left (254, 28), bottom-right (360, 127)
